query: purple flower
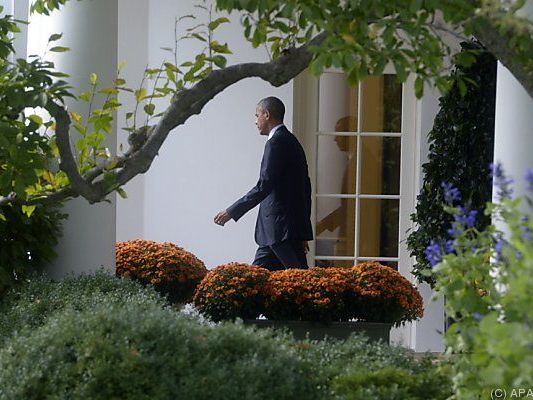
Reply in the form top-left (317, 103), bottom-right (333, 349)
top-left (425, 240), bottom-right (443, 267)
top-left (454, 207), bottom-right (478, 228)
top-left (494, 234), bottom-right (505, 262)
top-left (447, 225), bottom-right (463, 237)
top-left (524, 168), bottom-right (533, 191)
top-left (521, 225), bottom-right (532, 242)
top-left (490, 162), bottom-right (514, 199)
top-left (473, 312), bottom-right (483, 322)
top-left (445, 240), bottom-right (455, 253)
top-left (441, 181), bottom-right (461, 203)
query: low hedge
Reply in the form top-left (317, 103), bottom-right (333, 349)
top-left (116, 239), bottom-right (208, 303)
top-left (0, 270), bottom-right (164, 347)
top-left (0, 272), bottom-right (450, 400)
top-left (0, 302), bottom-right (322, 400)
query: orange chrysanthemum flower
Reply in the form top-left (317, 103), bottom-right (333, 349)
top-left (193, 262), bottom-right (270, 322)
top-left (116, 239), bottom-right (207, 303)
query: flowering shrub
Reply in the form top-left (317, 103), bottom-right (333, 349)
top-left (352, 262), bottom-right (424, 325)
top-left (264, 268), bottom-right (353, 322)
top-left (193, 263), bottom-right (270, 322)
top-left (427, 163), bottom-right (533, 399)
top-left (195, 263), bottom-right (424, 325)
top-left (116, 239), bottom-right (207, 303)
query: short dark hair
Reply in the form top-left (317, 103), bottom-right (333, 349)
top-left (258, 96), bottom-right (285, 122)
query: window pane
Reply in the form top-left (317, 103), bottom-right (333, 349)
top-left (317, 135), bottom-right (357, 194)
top-left (359, 199), bottom-right (399, 257)
top-left (319, 73), bottom-right (358, 132)
top-left (360, 136), bottom-right (401, 195)
top-left (316, 197), bottom-right (355, 257)
top-left (315, 259), bottom-right (355, 268)
top-left (361, 75), bottom-right (402, 132)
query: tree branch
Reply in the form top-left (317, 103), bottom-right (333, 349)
top-left (473, 17), bottom-right (533, 99)
top-left (47, 101), bottom-right (104, 203)
top-left (27, 32), bottom-right (325, 206)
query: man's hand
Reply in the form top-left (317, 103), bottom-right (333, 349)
top-left (214, 210), bottom-right (232, 226)
top-left (303, 241), bottom-right (310, 253)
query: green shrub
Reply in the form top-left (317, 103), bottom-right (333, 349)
top-left (407, 42), bottom-right (496, 286)
top-left (0, 204), bottom-right (66, 296)
top-left (0, 272), bottom-right (450, 400)
top-left (331, 361), bottom-right (452, 400)
top-left (0, 302), bottom-right (322, 400)
top-left (430, 170), bottom-right (533, 398)
top-left (296, 335), bottom-right (451, 399)
top-left (0, 270), bottom-right (165, 346)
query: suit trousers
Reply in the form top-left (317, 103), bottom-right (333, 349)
top-left (252, 239), bottom-right (308, 270)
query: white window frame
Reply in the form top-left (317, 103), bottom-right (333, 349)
top-left (297, 66), bottom-right (416, 277)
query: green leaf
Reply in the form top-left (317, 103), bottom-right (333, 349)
top-left (116, 187), bottom-right (128, 199)
top-left (89, 73), bottom-right (98, 85)
top-left (415, 76), bottom-right (424, 98)
top-left (135, 88), bottom-right (147, 102)
top-left (22, 205), bottom-right (36, 218)
top-left (28, 114), bottom-right (44, 126)
top-left (79, 91), bottom-right (92, 102)
top-left (208, 17), bottom-right (230, 31)
top-left (144, 103), bottom-right (155, 116)
top-left (48, 33), bottom-right (63, 42)
top-left (210, 41), bottom-right (232, 54)
top-left (49, 46), bottom-right (70, 52)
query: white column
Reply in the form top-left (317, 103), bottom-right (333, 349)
top-left (28, 0), bottom-right (119, 277)
top-left (493, 63), bottom-right (533, 199)
top-left (410, 85), bottom-right (445, 353)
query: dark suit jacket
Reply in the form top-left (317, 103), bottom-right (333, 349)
top-left (227, 126), bottom-right (313, 246)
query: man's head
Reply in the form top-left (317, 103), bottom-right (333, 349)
top-left (255, 96), bottom-right (285, 135)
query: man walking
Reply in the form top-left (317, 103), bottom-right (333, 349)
top-left (214, 97), bottom-right (313, 270)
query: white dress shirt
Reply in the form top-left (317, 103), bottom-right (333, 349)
top-left (267, 124), bottom-right (285, 141)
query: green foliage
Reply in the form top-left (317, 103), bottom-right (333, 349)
top-left (0, 205), bottom-right (65, 297)
top-left (0, 272), bottom-right (449, 399)
top-left (0, 270), bottom-right (164, 346)
top-left (0, 303), bottom-right (321, 399)
top-left (216, 0), bottom-right (475, 92)
top-left (0, 26), bottom-right (73, 208)
top-left (331, 362), bottom-right (452, 400)
top-left (300, 337), bottom-right (451, 400)
top-left (431, 172), bottom-right (533, 398)
top-left (407, 42), bottom-right (496, 285)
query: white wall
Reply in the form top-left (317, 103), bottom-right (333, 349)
top-left (28, 0), bottom-right (118, 277)
top-left (116, 0), bottom-right (148, 241)
top-left (141, 0), bottom-right (293, 269)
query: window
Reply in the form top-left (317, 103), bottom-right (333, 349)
top-left (313, 71), bottom-right (413, 270)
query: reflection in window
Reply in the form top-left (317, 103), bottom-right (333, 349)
top-left (359, 199), bottom-right (399, 257)
top-left (317, 135), bottom-right (357, 194)
top-left (360, 136), bottom-right (401, 195)
top-left (319, 73), bottom-right (358, 132)
top-left (316, 197), bottom-right (356, 257)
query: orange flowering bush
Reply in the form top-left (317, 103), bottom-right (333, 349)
top-left (264, 268), bottom-right (353, 322)
top-left (115, 239), bottom-right (207, 303)
top-left (350, 262), bottom-right (424, 325)
top-left (192, 262), bottom-right (424, 325)
top-left (193, 263), bottom-right (270, 322)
